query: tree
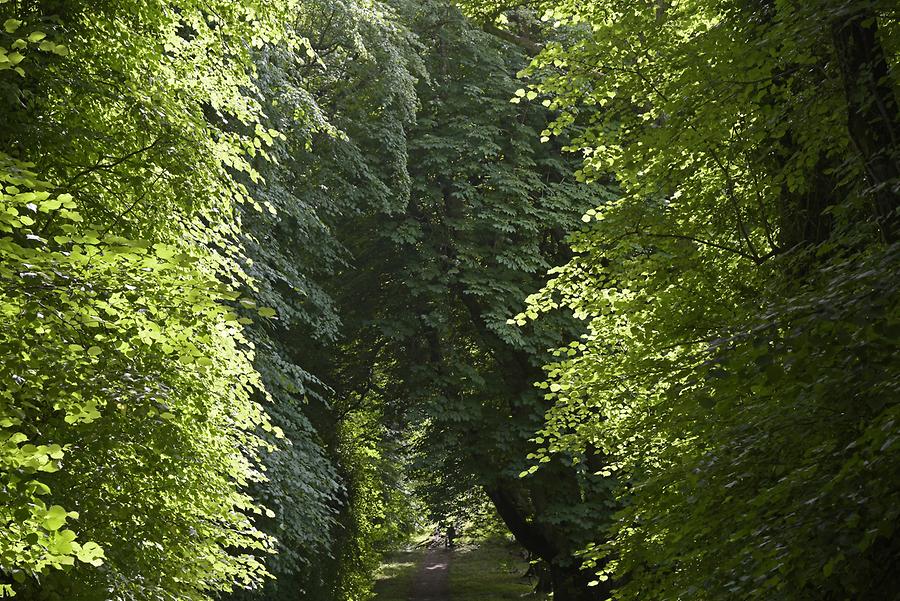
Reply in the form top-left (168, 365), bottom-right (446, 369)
top-left (321, 2), bottom-right (615, 598)
top-left (0, 1), bottom-right (329, 598)
top-left (487, 0), bottom-right (900, 598)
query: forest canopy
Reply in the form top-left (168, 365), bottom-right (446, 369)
top-left (0, 0), bottom-right (897, 600)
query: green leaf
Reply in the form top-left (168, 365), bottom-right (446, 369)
top-left (4, 18), bottom-right (22, 33)
top-left (42, 505), bottom-right (69, 531)
top-left (75, 541), bottom-right (105, 567)
top-left (49, 529), bottom-right (77, 555)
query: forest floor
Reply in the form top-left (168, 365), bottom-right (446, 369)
top-left (373, 537), bottom-right (547, 601)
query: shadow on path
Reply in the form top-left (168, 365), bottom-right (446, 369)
top-left (409, 548), bottom-right (450, 601)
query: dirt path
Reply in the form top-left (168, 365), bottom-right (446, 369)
top-left (408, 548), bottom-right (450, 601)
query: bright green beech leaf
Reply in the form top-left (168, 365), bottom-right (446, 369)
top-left (42, 505), bottom-right (69, 531)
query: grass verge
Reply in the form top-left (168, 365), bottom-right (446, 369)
top-left (448, 537), bottom-right (548, 601)
top-left (373, 547), bottom-right (425, 601)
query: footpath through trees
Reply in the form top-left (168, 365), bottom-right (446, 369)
top-left (409, 549), bottom-right (450, 601)
top-left (1, 0), bottom-right (897, 600)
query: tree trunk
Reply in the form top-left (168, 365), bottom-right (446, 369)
top-left (550, 562), bottom-right (606, 601)
top-left (832, 10), bottom-right (900, 242)
top-left (485, 483), bottom-right (609, 601)
top-left (527, 558), bottom-right (553, 593)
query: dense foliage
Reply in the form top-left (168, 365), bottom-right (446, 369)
top-left (320, 3), bottom-right (623, 597)
top-left (2, 0), bottom-right (898, 600)
top-left (472, 0), bottom-right (900, 599)
top-left (0, 1), bottom-right (296, 597)
top-left (0, 0), bottom-right (415, 598)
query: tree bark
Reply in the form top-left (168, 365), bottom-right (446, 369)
top-left (550, 562), bottom-right (603, 601)
top-left (832, 11), bottom-right (900, 242)
top-left (485, 482), bottom-right (609, 601)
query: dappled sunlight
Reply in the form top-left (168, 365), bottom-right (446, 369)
top-left (375, 560), bottom-right (417, 581)
top-left (2, 0), bottom-right (897, 600)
